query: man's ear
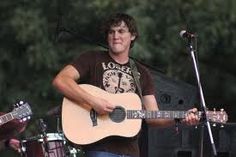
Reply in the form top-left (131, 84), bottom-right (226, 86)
top-left (131, 35), bottom-right (136, 41)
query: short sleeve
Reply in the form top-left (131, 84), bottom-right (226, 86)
top-left (138, 64), bottom-right (156, 96)
top-left (70, 51), bottom-right (94, 79)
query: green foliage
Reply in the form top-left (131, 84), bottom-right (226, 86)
top-left (0, 0), bottom-right (236, 155)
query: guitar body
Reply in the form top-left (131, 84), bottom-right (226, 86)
top-left (62, 84), bottom-right (142, 145)
top-left (62, 84), bottom-right (228, 145)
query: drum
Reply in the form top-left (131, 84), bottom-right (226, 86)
top-left (21, 133), bottom-right (66, 157)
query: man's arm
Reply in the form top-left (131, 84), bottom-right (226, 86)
top-left (52, 65), bottom-right (115, 114)
top-left (143, 95), bottom-right (199, 127)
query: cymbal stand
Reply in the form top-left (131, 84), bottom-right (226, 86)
top-left (39, 118), bottom-right (50, 157)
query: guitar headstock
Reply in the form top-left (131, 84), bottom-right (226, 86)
top-left (206, 108), bottom-right (228, 124)
top-left (12, 101), bottom-right (32, 122)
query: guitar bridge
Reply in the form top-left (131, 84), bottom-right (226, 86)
top-left (90, 109), bottom-right (97, 126)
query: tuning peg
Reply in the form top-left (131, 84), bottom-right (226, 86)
top-left (13, 103), bottom-right (18, 108)
top-left (19, 101), bottom-right (24, 105)
top-left (220, 108), bottom-right (224, 112)
top-left (212, 123), bottom-right (216, 127)
top-left (22, 117), bottom-right (27, 122)
top-left (220, 124), bottom-right (224, 128)
top-left (213, 108), bottom-right (216, 112)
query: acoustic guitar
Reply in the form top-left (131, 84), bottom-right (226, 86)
top-left (0, 101), bottom-right (32, 126)
top-left (62, 84), bottom-right (228, 145)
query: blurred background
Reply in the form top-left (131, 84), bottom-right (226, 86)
top-left (0, 0), bottom-right (236, 156)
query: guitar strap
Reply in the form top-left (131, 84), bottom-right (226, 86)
top-left (129, 58), bottom-right (148, 157)
top-left (129, 58), bottom-right (143, 106)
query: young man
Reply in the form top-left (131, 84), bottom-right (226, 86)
top-left (52, 13), bottom-right (199, 157)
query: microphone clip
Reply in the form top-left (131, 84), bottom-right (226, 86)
top-left (180, 30), bottom-right (196, 39)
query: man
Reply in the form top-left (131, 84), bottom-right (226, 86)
top-left (52, 13), bottom-right (199, 157)
top-left (0, 112), bottom-right (27, 152)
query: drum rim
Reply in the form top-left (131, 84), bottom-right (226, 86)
top-left (22, 133), bottom-right (65, 142)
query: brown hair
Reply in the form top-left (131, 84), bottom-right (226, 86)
top-left (101, 13), bottom-right (139, 48)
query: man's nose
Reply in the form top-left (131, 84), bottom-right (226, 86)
top-left (113, 31), bottom-right (120, 38)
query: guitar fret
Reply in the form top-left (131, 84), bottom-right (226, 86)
top-left (155, 111), bottom-right (161, 118)
top-left (0, 113), bottom-right (13, 124)
top-left (173, 111), bottom-right (179, 118)
top-left (7, 113), bottom-right (13, 120)
top-left (146, 111), bottom-right (151, 119)
top-left (164, 111), bottom-right (170, 118)
top-left (126, 109), bottom-right (227, 124)
top-left (127, 110), bottom-right (133, 119)
top-left (127, 110), bottom-right (130, 118)
top-left (2, 115), bottom-right (8, 122)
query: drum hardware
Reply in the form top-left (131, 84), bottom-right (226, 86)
top-left (56, 116), bottom-right (62, 133)
top-left (20, 134), bottom-right (82, 157)
top-left (20, 114), bottom-right (82, 157)
top-left (67, 146), bottom-right (80, 157)
top-left (39, 118), bottom-right (50, 154)
top-left (19, 104), bottom-right (84, 157)
top-left (20, 133), bottom-right (67, 157)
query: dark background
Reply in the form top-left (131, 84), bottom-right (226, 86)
top-left (0, 0), bottom-right (236, 156)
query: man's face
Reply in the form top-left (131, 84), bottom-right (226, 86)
top-left (107, 21), bottom-right (135, 55)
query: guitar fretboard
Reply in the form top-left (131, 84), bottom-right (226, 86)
top-left (127, 110), bottom-right (202, 119)
top-left (0, 113), bottom-right (14, 125)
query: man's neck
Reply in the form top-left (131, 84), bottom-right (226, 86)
top-left (108, 51), bottom-right (129, 64)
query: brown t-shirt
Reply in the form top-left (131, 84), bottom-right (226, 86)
top-left (71, 50), bottom-right (155, 157)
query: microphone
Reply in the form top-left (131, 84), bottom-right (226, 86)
top-left (179, 30), bottom-right (195, 39)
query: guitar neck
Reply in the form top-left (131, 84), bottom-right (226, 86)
top-left (127, 110), bottom-right (202, 119)
top-left (0, 112), bottom-right (14, 126)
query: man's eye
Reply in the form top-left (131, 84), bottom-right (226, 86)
top-left (118, 30), bottom-right (126, 33)
top-left (108, 29), bottom-right (128, 34)
top-left (108, 30), bottom-right (114, 34)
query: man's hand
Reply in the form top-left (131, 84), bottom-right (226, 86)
top-left (8, 138), bottom-right (21, 152)
top-left (90, 97), bottom-right (115, 115)
top-left (182, 108), bottom-right (200, 126)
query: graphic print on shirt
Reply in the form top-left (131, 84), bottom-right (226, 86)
top-left (102, 62), bottom-right (136, 94)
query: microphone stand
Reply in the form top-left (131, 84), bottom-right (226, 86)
top-left (186, 37), bottom-right (217, 157)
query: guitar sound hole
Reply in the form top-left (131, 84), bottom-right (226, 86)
top-left (109, 106), bottom-right (126, 123)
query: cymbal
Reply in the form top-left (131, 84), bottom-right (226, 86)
top-left (46, 105), bottom-right (61, 116)
top-left (32, 105), bottom-right (61, 119)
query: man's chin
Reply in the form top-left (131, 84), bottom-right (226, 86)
top-left (110, 48), bottom-right (125, 54)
